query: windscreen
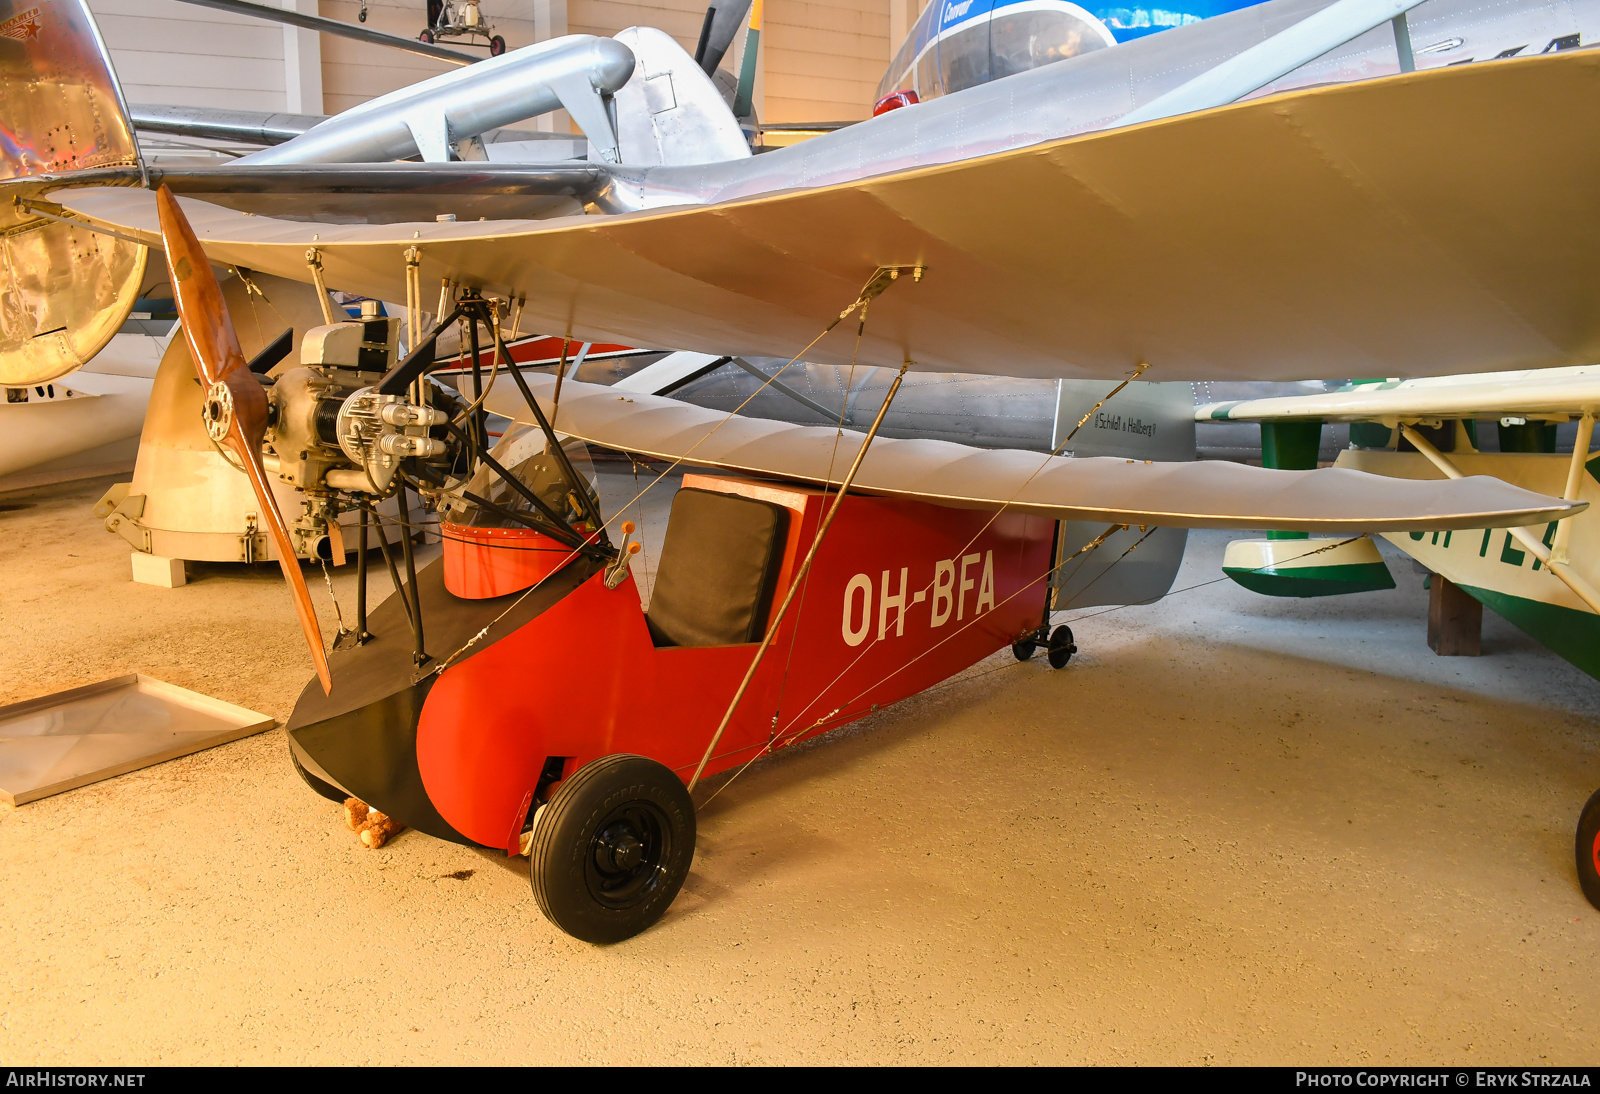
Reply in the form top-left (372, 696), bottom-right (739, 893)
top-left (455, 426), bottom-right (602, 536)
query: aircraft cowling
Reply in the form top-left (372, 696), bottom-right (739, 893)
top-left (0, 0), bottom-right (146, 387)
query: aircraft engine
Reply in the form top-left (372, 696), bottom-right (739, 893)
top-left (262, 317), bottom-right (454, 499)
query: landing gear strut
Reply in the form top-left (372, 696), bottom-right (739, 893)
top-left (1013, 623), bottom-right (1077, 669)
top-left (1012, 627), bottom-right (1043, 662)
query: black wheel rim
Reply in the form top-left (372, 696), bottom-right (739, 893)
top-left (584, 800), bottom-right (672, 909)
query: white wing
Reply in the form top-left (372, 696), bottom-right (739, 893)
top-left (489, 375), bottom-right (1580, 531)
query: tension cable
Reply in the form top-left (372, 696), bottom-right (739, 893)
top-left (701, 530), bottom-right (1368, 807)
top-left (1055, 362), bottom-right (1149, 454)
top-left (1061, 533), bottom-right (1369, 627)
top-left (426, 269), bottom-right (923, 682)
top-left (696, 522), bottom-right (1131, 808)
top-left (686, 358), bottom-right (912, 794)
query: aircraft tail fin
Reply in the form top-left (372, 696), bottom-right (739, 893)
top-left (0, 0), bottom-right (148, 386)
top-left (610, 26), bottom-right (750, 167)
top-left (1051, 380), bottom-right (1197, 608)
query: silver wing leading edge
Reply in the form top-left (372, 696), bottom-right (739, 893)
top-left (58, 49), bottom-right (1600, 384)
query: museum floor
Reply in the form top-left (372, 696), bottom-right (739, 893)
top-left (2, 466), bottom-right (1597, 1065)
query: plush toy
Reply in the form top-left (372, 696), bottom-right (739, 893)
top-left (343, 797), bottom-right (403, 849)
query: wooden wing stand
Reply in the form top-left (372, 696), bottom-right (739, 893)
top-left (1428, 574), bottom-right (1483, 657)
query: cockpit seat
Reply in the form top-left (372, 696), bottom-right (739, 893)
top-left (645, 488), bottom-right (788, 648)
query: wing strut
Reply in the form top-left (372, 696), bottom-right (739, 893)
top-left (685, 264), bottom-right (922, 793)
top-left (1398, 423), bottom-right (1600, 614)
top-left (687, 360), bottom-right (911, 793)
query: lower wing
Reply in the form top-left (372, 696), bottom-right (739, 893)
top-left (487, 375), bottom-right (1580, 532)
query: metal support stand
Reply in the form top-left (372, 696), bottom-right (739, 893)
top-left (404, 246), bottom-right (423, 406)
top-left (304, 248), bottom-right (337, 326)
top-left (466, 311), bottom-right (486, 457)
top-left (396, 487), bottom-right (427, 665)
top-left (501, 338), bottom-right (609, 539)
top-left (370, 509), bottom-right (414, 634)
top-left (355, 501), bottom-right (371, 643)
top-left (548, 336), bottom-right (570, 443)
top-left (687, 360), bottom-right (912, 793)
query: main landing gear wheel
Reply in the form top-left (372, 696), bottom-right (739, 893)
top-left (529, 754), bottom-right (696, 943)
top-left (418, 28), bottom-right (434, 43)
top-left (1047, 624), bottom-right (1077, 669)
top-left (489, 34), bottom-right (506, 55)
top-left (1578, 787), bottom-right (1600, 910)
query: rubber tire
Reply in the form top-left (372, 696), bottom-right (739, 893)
top-left (1012, 638), bottom-right (1036, 661)
top-left (489, 34), bottom-right (506, 56)
top-left (530, 754), bottom-right (695, 944)
top-left (358, 8), bottom-right (367, 21)
top-left (1046, 624), bottom-right (1076, 669)
top-left (1578, 787), bottom-right (1600, 911)
top-left (418, 28), bottom-right (434, 43)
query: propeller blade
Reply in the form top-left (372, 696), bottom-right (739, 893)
top-left (156, 186), bottom-right (333, 695)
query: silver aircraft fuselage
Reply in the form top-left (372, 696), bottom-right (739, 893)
top-left (593, 0), bottom-right (1598, 211)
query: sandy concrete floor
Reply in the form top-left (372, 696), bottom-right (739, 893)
top-left (1, 467), bottom-right (1597, 1065)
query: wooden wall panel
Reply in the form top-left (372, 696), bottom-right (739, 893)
top-left (87, 0), bottom-right (915, 128)
top-left (88, 0), bottom-right (287, 110)
top-left (764, 0), bottom-right (891, 122)
top-left (318, 0), bottom-right (540, 115)
top-left (568, 0), bottom-right (706, 49)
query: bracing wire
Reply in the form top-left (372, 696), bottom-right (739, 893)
top-left (695, 524), bottom-right (1130, 808)
top-left (694, 532), bottom-right (1369, 808)
top-left (424, 271), bottom-right (902, 679)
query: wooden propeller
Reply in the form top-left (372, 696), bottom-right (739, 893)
top-left (156, 186), bottom-right (333, 695)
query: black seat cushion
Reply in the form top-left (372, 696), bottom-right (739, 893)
top-left (646, 488), bottom-right (788, 648)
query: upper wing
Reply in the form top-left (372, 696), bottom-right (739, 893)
top-left (1199, 366), bottom-right (1600, 423)
top-left (58, 49), bottom-right (1600, 383)
top-left (487, 376), bottom-right (1579, 532)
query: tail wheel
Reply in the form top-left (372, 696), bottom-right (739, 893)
top-left (1014, 623), bottom-right (1051, 662)
top-left (489, 34), bottom-right (506, 56)
top-left (530, 754), bottom-right (695, 943)
top-left (1047, 624), bottom-right (1076, 669)
top-left (1578, 787), bottom-right (1600, 910)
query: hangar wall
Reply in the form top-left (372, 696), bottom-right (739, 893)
top-left (87, 0), bottom-right (297, 111)
top-left (86, 0), bottom-right (922, 125)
